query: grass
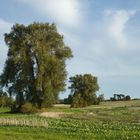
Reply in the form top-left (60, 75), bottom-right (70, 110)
top-left (0, 100), bottom-right (140, 140)
top-left (0, 107), bottom-right (10, 113)
top-left (0, 126), bottom-right (74, 140)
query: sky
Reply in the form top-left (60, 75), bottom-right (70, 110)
top-left (0, 0), bottom-right (140, 99)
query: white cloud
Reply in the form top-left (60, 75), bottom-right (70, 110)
top-left (17, 0), bottom-right (81, 27)
top-left (104, 10), bottom-right (136, 48)
top-left (0, 19), bottom-right (12, 73)
top-left (87, 8), bottom-right (139, 77)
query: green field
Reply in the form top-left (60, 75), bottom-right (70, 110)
top-left (0, 100), bottom-right (140, 140)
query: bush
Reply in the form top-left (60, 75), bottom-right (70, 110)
top-left (98, 94), bottom-right (104, 102)
top-left (21, 102), bottom-right (37, 113)
top-left (0, 96), bottom-right (13, 107)
top-left (93, 98), bottom-right (100, 105)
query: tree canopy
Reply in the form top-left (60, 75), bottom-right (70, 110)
top-left (69, 74), bottom-right (99, 107)
top-left (0, 22), bottom-right (72, 109)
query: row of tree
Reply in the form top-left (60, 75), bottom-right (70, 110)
top-left (110, 94), bottom-right (131, 101)
top-left (0, 22), bottom-right (100, 111)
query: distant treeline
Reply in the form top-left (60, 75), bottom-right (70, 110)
top-left (61, 94), bottom-right (140, 105)
top-left (110, 94), bottom-right (131, 101)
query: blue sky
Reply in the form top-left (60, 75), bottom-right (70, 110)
top-left (0, 0), bottom-right (140, 99)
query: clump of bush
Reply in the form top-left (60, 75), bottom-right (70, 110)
top-left (0, 96), bottom-right (13, 107)
top-left (21, 102), bottom-right (38, 113)
top-left (93, 94), bottom-right (105, 105)
top-left (0, 90), bottom-right (14, 108)
top-left (11, 102), bottom-right (38, 113)
top-left (64, 93), bottom-right (104, 107)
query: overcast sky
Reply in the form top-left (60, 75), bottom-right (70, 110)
top-left (0, 0), bottom-right (140, 99)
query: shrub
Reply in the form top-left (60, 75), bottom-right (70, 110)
top-left (21, 102), bottom-right (37, 113)
top-left (93, 98), bottom-right (100, 105)
top-left (0, 96), bottom-right (14, 107)
top-left (98, 94), bottom-right (104, 102)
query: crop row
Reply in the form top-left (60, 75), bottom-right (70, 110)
top-left (0, 117), bottom-right (140, 139)
top-left (48, 119), bottom-right (140, 139)
top-left (0, 117), bottom-right (48, 128)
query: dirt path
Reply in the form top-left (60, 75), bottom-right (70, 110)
top-left (40, 112), bottom-right (66, 118)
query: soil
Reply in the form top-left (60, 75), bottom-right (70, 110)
top-left (40, 112), bottom-right (66, 118)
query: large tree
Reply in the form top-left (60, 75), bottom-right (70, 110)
top-left (69, 74), bottom-right (99, 107)
top-left (0, 22), bottom-right (72, 109)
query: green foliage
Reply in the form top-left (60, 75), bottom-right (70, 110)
top-left (0, 22), bottom-right (72, 109)
top-left (92, 94), bottom-right (100, 105)
top-left (69, 74), bottom-right (99, 107)
top-left (0, 90), bottom-right (13, 107)
top-left (20, 102), bottom-right (37, 113)
top-left (97, 94), bottom-right (104, 103)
